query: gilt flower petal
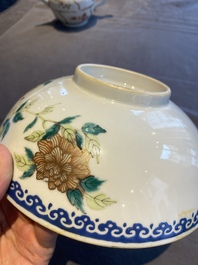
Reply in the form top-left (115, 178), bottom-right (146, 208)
top-left (33, 133), bottom-right (90, 193)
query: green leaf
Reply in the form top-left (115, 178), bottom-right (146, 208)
top-left (85, 193), bottom-right (116, 210)
top-left (85, 134), bottom-right (100, 163)
top-left (13, 112), bottom-right (24, 123)
top-left (0, 119), bottom-right (10, 140)
top-left (24, 98), bottom-right (38, 110)
top-left (76, 131), bottom-right (83, 149)
top-left (82, 123), bottom-right (106, 135)
top-left (16, 100), bottom-right (28, 113)
top-left (16, 98), bottom-right (38, 113)
top-left (23, 117), bottom-right (38, 133)
top-left (20, 164), bottom-right (36, 179)
top-left (25, 130), bottom-right (45, 142)
top-left (67, 189), bottom-right (85, 213)
top-left (14, 153), bottom-right (33, 171)
top-left (42, 124), bottom-right (60, 139)
top-left (81, 176), bottom-right (105, 192)
top-left (61, 125), bottom-right (76, 144)
top-left (59, 115), bottom-right (80, 125)
top-left (25, 147), bottom-right (34, 160)
top-left (37, 104), bottom-right (59, 115)
top-left (2, 119), bottom-right (10, 127)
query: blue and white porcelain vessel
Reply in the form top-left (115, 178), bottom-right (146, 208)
top-left (1, 64), bottom-right (198, 248)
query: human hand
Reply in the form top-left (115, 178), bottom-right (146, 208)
top-left (0, 144), bottom-right (57, 265)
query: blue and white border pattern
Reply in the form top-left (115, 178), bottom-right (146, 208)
top-left (7, 180), bottom-right (198, 244)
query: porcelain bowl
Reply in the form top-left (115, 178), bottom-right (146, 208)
top-left (41, 0), bottom-right (107, 27)
top-left (1, 64), bottom-right (198, 248)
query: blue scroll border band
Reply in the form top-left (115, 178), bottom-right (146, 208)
top-left (7, 180), bottom-right (198, 244)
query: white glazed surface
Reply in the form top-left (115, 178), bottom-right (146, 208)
top-left (43, 0), bottom-right (107, 27)
top-left (1, 64), bottom-right (198, 248)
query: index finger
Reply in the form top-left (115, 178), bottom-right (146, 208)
top-left (0, 144), bottom-right (13, 200)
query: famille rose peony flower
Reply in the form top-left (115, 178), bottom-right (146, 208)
top-left (33, 134), bottom-right (90, 192)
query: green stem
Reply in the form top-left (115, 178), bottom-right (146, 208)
top-left (84, 192), bottom-right (94, 199)
top-left (25, 109), bottom-right (62, 130)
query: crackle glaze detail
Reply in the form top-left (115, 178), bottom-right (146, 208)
top-left (0, 96), bottom-right (116, 213)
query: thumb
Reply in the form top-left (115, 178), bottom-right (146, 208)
top-left (0, 144), bottom-right (13, 200)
